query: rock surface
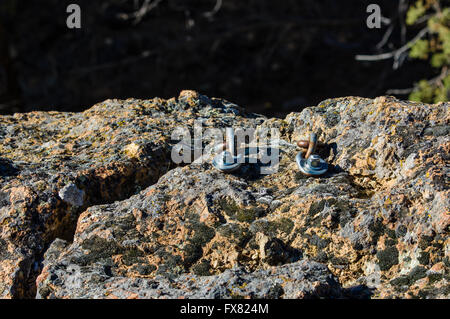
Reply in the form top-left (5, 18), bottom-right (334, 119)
top-left (0, 91), bottom-right (262, 298)
top-left (1, 91), bottom-right (449, 299)
top-left (36, 253), bottom-right (346, 299)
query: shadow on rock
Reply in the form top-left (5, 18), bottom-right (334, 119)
top-left (343, 285), bottom-right (376, 299)
top-left (0, 158), bottom-right (19, 177)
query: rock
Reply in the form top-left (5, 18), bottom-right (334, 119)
top-left (1, 92), bottom-right (449, 299)
top-left (36, 259), bottom-right (345, 299)
top-left (58, 183), bottom-right (85, 207)
top-left (0, 90), bottom-right (263, 298)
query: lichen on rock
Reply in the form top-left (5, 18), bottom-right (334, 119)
top-left (0, 91), bottom-right (449, 299)
top-left (58, 183), bottom-right (85, 207)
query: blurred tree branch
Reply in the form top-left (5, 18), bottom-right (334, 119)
top-left (116, 0), bottom-right (164, 25)
top-left (355, 27), bottom-right (428, 67)
top-left (355, 0), bottom-right (449, 102)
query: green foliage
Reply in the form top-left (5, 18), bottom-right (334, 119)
top-left (409, 39), bottom-right (429, 59)
top-left (409, 80), bottom-right (435, 102)
top-left (406, 0), bottom-right (427, 25)
top-left (434, 74), bottom-right (450, 100)
top-left (409, 74), bottom-right (450, 103)
top-left (407, 1), bottom-right (449, 103)
top-left (431, 52), bottom-right (447, 67)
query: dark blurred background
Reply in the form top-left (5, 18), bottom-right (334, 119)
top-left (0, 0), bottom-right (445, 117)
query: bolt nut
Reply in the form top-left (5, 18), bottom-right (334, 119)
top-left (309, 157), bottom-right (321, 168)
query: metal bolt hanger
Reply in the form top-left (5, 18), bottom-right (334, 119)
top-left (296, 132), bottom-right (328, 176)
top-left (212, 127), bottom-right (243, 173)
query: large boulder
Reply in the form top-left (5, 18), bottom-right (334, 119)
top-left (0, 90), bottom-right (261, 298)
top-left (1, 92), bottom-right (448, 298)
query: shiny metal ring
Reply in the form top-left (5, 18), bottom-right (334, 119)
top-left (212, 128), bottom-right (243, 173)
top-left (296, 133), bottom-right (328, 176)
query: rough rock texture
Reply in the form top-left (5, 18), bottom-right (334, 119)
top-left (36, 252), bottom-right (346, 299)
top-left (0, 91), bottom-right (262, 298)
top-left (1, 91), bottom-right (449, 299)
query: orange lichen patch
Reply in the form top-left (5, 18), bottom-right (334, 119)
top-left (8, 186), bottom-right (34, 204)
